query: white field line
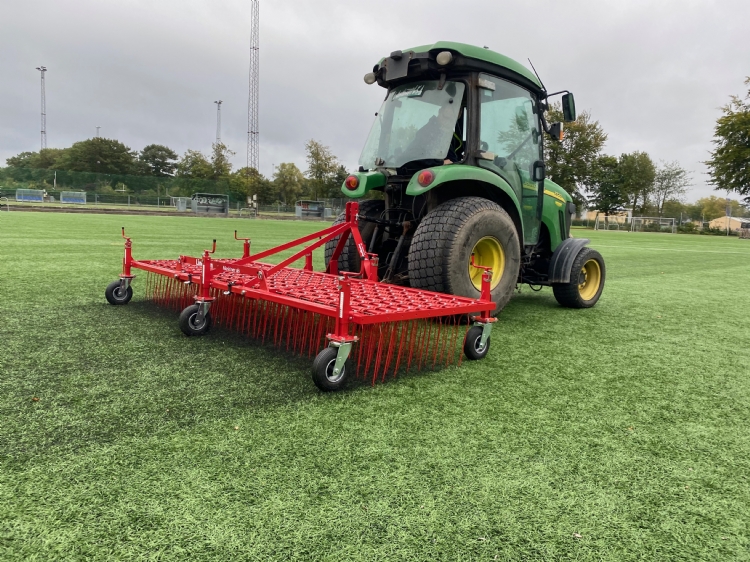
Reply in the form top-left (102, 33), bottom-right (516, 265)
top-left (592, 245), bottom-right (750, 255)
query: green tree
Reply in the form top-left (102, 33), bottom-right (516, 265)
top-left (705, 77), bottom-right (750, 200)
top-left (695, 195), bottom-right (746, 221)
top-left (210, 142), bottom-right (234, 179)
top-left (586, 155), bottom-right (626, 228)
top-left (232, 167), bottom-right (276, 205)
top-left (328, 164), bottom-right (350, 198)
top-left (652, 161), bottom-right (691, 215)
top-left (6, 148), bottom-right (67, 169)
top-left (138, 144), bottom-right (178, 176)
top-left (305, 140), bottom-right (339, 200)
top-left (52, 138), bottom-right (137, 174)
top-left (176, 150), bottom-right (213, 179)
top-left (6, 151), bottom-right (38, 168)
top-left (544, 105), bottom-right (608, 210)
top-left (618, 151), bottom-right (656, 215)
top-left (273, 163), bottom-right (305, 204)
top-left (662, 199), bottom-right (689, 221)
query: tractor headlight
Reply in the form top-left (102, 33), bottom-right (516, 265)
top-left (363, 72), bottom-right (376, 85)
top-left (436, 51), bottom-right (453, 66)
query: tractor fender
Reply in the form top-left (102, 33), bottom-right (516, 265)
top-left (548, 238), bottom-right (590, 283)
top-left (405, 165), bottom-right (519, 212)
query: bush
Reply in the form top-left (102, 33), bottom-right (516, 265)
top-left (700, 226), bottom-right (737, 236)
top-left (677, 223), bottom-right (697, 234)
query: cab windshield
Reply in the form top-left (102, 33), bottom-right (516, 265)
top-left (358, 80), bottom-right (465, 170)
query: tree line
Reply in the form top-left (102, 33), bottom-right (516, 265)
top-left (546, 75), bottom-right (750, 221)
top-left (544, 105), bottom-right (695, 219)
top-left (5, 77), bottom-right (748, 213)
top-left (3, 138), bottom-right (349, 205)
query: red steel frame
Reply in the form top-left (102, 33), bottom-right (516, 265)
top-left (119, 201), bottom-right (496, 348)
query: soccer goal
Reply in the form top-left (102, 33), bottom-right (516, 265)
top-left (594, 214), bottom-right (629, 231)
top-left (60, 191), bottom-right (87, 204)
top-left (630, 217), bottom-right (676, 233)
top-left (15, 188), bottom-right (44, 202)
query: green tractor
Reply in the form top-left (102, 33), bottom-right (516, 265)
top-left (325, 42), bottom-right (605, 312)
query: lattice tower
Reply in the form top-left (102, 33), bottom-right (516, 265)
top-left (246, 0), bottom-right (260, 173)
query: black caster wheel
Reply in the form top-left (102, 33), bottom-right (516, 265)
top-left (312, 347), bottom-right (350, 392)
top-left (105, 280), bottom-right (133, 305)
top-left (463, 325), bottom-right (490, 360)
top-left (178, 304), bottom-right (213, 336)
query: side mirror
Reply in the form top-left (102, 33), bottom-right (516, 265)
top-left (532, 160), bottom-right (546, 182)
top-left (562, 93), bottom-right (576, 122)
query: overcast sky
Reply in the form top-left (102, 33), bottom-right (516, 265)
top-left (1, 0), bottom-right (748, 201)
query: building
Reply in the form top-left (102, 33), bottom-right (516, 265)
top-left (708, 216), bottom-right (750, 232)
top-left (581, 209), bottom-right (632, 222)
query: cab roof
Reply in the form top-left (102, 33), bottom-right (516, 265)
top-left (394, 41), bottom-right (543, 90)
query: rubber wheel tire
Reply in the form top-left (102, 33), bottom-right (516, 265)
top-left (178, 304), bottom-right (213, 336)
top-left (105, 280), bottom-right (133, 305)
top-left (311, 347), bottom-right (350, 392)
top-left (463, 325), bottom-right (491, 360)
top-left (407, 197), bottom-right (521, 314)
top-left (324, 200), bottom-right (385, 273)
top-left (552, 247), bottom-right (606, 308)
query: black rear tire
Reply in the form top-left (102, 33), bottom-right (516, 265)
top-left (178, 304), bottom-right (213, 336)
top-left (324, 200), bottom-right (385, 274)
top-left (311, 347), bottom-right (350, 392)
top-left (463, 325), bottom-right (491, 360)
top-left (552, 247), bottom-right (605, 308)
top-left (407, 197), bottom-right (520, 314)
top-left (105, 280), bottom-right (133, 305)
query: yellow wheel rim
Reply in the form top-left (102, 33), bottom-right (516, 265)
top-left (578, 259), bottom-right (602, 301)
top-left (469, 236), bottom-right (505, 291)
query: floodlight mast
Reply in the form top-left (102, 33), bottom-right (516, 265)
top-left (246, 0), bottom-right (260, 174)
top-left (214, 100), bottom-right (223, 143)
top-left (36, 66), bottom-right (47, 150)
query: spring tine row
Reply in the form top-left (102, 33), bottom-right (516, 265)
top-left (142, 272), bottom-right (471, 386)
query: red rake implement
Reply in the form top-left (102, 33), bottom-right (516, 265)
top-left (105, 201), bottom-right (496, 391)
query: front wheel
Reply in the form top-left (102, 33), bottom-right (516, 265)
top-left (311, 347), bottom-right (350, 392)
top-left (463, 325), bottom-right (491, 360)
top-left (178, 304), bottom-right (213, 336)
top-left (552, 248), bottom-right (605, 308)
top-left (105, 280), bottom-right (133, 305)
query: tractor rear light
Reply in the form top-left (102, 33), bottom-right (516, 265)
top-left (344, 175), bottom-right (359, 190)
top-left (417, 170), bottom-right (435, 187)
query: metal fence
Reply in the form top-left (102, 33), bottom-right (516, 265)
top-left (0, 187), bottom-right (354, 221)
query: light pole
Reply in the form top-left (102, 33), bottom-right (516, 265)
top-left (214, 100), bottom-right (223, 143)
top-left (35, 66), bottom-right (47, 149)
top-left (96, 126), bottom-right (100, 138)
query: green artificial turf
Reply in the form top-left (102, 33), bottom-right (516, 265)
top-left (1, 213), bottom-right (749, 561)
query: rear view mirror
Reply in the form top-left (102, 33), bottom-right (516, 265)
top-left (562, 93), bottom-right (576, 122)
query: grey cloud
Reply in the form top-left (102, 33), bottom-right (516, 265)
top-left (1, 0), bottom-right (748, 201)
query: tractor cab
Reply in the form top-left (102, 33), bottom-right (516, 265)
top-left (330, 42), bottom-right (605, 314)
